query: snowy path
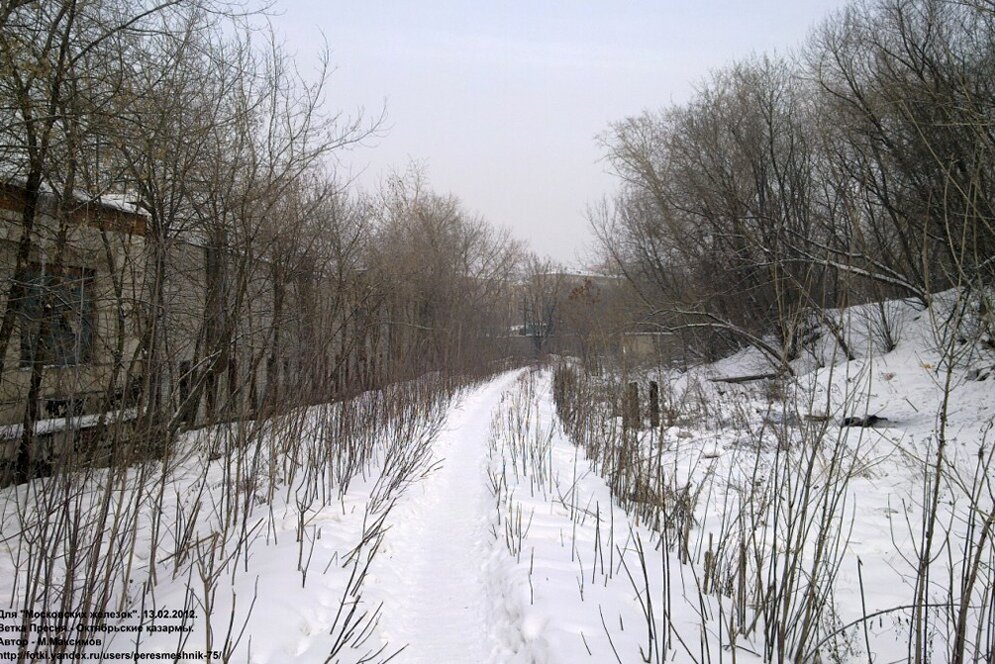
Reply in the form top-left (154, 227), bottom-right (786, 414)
top-left (373, 371), bottom-right (524, 664)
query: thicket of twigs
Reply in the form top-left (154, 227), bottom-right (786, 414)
top-left (2, 370), bottom-right (470, 662)
top-left (552, 304), bottom-right (994, 663)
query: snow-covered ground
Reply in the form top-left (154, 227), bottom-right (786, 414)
top-left (369, 371), bottom-right (521, 663)
top-left (0, 380), bottom-right (459, 663)
top-left (2, 294), bottom-right (993, 662)
top-left (556, 293), bottom-right (995, 662)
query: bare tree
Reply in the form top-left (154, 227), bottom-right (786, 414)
top-left (520, 254), bottom-right (566, 355)
top-left (369, 167), bottom-right (523, 378)
top-left (597, 56), bottom-right (828, 371)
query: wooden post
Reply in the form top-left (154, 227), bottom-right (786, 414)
top-left (623, 382), bottom-right (640, 430)
top-left (649, 380), bottom-right (660, 428)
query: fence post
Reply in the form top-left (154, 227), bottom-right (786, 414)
top-left (623, 381), bottom-right (640, 430)
top-left (649, 380), bottom-right (660, 428)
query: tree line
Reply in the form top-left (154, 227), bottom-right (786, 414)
top-left (596, 0), bottom-right (995, 370)
top-left (0, 0), bottom-right (525, 482)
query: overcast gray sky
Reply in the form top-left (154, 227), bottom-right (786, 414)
top-left (271, 1), bottom-right (848, 266)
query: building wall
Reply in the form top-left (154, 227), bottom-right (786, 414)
top-left (0, 182), bottom-right (431, 474)
top-left (0, 186), bottom-right (146, 427)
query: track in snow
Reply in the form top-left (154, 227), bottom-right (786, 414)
top-left (373, 371), bottom-right (523, 664)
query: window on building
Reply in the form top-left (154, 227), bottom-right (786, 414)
top-left (14, 264), bottom-right (95, 368)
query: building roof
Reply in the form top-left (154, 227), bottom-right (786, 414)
top-left (0, 180), bottom-right (148, 236)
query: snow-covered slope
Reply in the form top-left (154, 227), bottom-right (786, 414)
top-left (555, 291), bottom-right (995, 662)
